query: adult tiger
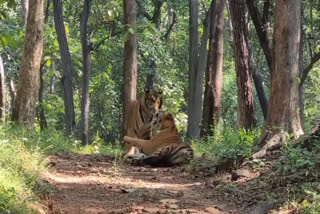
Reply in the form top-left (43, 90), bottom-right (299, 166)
top-left (124, 88), bottom-right (162, 158)
top-left (123, 112), bottom-right (193, 167)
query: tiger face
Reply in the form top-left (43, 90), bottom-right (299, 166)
top-left (144, 88), bottom-right (162, 114)
top-left (159, 113), bottom-right (175, 130)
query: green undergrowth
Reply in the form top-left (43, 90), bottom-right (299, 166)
top-left (191, 126), bottom-right (261, 167)
top-left (272, 141), bottom-right (320, 213)
top-left (0, 123), bottom-right (122, 213)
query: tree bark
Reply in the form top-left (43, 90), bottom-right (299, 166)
top-left (229, 0), bottom-right (255, 130)
top-left (122, 0), bottom-right (138, 137)
top-left (38, 62), bottom-right (47, 130)
top-left (299, 7), bottom-right (305, 130)
top-left (53, 0), bottom-right (76, 135)
top-left (12, 0), bottom-right (43, 127)
top-left (49, 75), bottom-right (55, 94)
top-left (201, 0), bottom-right (226, 137)
top-left (8, 79), bottom-right (15, 112)
top-left (21, 0), bottom-right (29, 25)
top-left (187, 0), bottom-right (199, 139)
top-left (187, 0), bottom-right (213, 139)
top-left (0, 56), bottom-right (5, 121)
top-left (253, 0), bottom-right (304, 159)
top-left (80, 0), bottom-right (92, 145)
top-left (251, 68), bottom-right (268, 120)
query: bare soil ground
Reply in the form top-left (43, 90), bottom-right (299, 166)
top-left (39, 153), bottom-right (238, 214)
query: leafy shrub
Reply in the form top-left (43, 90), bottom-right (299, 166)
top-left (192, 126), bottom-right (261, 163)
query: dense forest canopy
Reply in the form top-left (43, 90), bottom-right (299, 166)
top-left (0, 0), bottom-right (319, 145)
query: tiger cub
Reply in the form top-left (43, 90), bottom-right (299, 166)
top-left (123, 112), bottom-right (193, 167)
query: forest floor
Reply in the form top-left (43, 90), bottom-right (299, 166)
top-left (37, 150), bottom-right (307, 214)
top-left (39, 152), bottom-right (237, 214)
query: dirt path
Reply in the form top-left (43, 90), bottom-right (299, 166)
top-left (40, 153), bottom-right (237, 214)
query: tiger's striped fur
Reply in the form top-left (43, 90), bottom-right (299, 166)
top-left (124, 88), bottom-right (162, 158)
top-left (123, 112), bottom-right (193, 167)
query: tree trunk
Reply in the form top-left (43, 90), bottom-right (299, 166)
top-left (253, 0), bottom-right (304, 159)
top-left (8, 79), bottom-right (15, 113)
top-left (251, 69), bottom-right (268, 120)
top-left (12, 0), bottom-right (43, 127)
top-left (21, 0), bottom-right (29, 25)
top-left (229, 0), bottom-right (255, 130)
top-left (38, 62), bottom-right (47, 130)
top-left (0, 56), bottom-right (5, 121)
top-left (122, 0), bottom-right (138, 137)
top-left (299, 7), bottom-right (305, 129)
top-left (187, 0), bottom-right (213, 139)
top-left (245, 0), bottom-right (273, 73)
top-left (49, 76), bottom-right (55, 94)
top-left (53, 0), bottom-right (76, 135)
top-left (80, 0), bottom-right (92, 145)
top-left (201, 0), bottom-right (226, 137)
top-left (186, 0), bottom-right (199, 139)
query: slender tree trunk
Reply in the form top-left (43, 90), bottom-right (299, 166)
top-left (230, 0), bottom-right (255, 130)
top-left (0, 56), bottom-right (5, 121)
top-left (21, 0), bottom-right (29, 25)
top-left (80, 0), bottom-right (92, 145)
top-left (226, 0), bottom-right (234, 50)
top-left (12, 0), bottom-right (43, 127)
top-left (245, 0), bottom-right (273, 73)
top-left (187, 0), bottom-right (199, 139)
top-left (251, 68), bottom-right (268, 120)
top-left (53, 0), bottom-right (76, 135)
top-left (38, 62), bottom-right (47, 129)
top-left (122, 0), bottom-right (138, 137)
top-left (201, 0), bottom-right (226, 137)
top-left (49, 76), bottom-right (55, 94)
top-left (37, 0), bottom-right (50, 130)
top-left (299, 7), bottom-right (305, 129)
top-left (253, 0), bottom-right (303, 159)
top-left (8, 79), bottom-right (15, 112)
top-left (187, 0), bottom-right (212, 139)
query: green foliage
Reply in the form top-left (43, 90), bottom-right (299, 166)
top-left (0, 124), bottom-right (45, 213)
top-left (275, 146), bottom-right (315, 175)
top-left (304, 68), bottom-right (320, 132)
top-left (300, 183), bottom-right (320, 214)
top-left (192, 126), bottom-right (261, 163)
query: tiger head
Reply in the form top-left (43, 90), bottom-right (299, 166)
top-left (144, 88), bottom-right (162, 114)
top-left (158, 112), bottom-right (176, 130)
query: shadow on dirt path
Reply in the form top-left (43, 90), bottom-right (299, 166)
top-left (40, 152), bottom-right (237, 214)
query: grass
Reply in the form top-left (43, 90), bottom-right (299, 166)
top-left (0, 122), bottom-right (122, 213)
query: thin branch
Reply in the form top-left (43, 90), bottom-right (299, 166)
top-left (163, 11), bottom-right (176, 40)
top-left (300, 52), bottom-right (320, 86)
